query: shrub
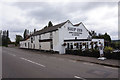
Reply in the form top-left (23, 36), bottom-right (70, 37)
top-left (104, 46), bottom-right (113, 53)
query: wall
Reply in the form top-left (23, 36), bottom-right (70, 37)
top-left (53, 30), bottom-right (59, 52)
top-left (41, 42), bottom-right (51, 50)
top-left (58, 21), bottom-right (91, 54)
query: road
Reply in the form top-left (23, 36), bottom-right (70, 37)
top-left (2, 47), bottom-right (119, 79)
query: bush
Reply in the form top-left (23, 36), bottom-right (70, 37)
top-left (104, 52), bottom-right (120, 60)
top-left (104, 46), bottom-right (113, 53)
top-left (65, 49), bottom-right (100, 57)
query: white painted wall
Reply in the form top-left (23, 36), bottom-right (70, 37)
top-left (53, 31), bottom-right (59, 52)
top-left (41, 42), bottom-right (51, 50)
top-left (58, 21), bottom-right (91, 54)
top-left (41, 33), bottom-right (50, 40)
top-left (34, 35), bottom-right (39, 49)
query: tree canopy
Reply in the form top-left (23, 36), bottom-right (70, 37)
top-left (1, 30), bottom-right (11, 47)
top-left (91, 30), bottom-right (111, 42)
top-left (15, 35), bottom-right (23, 46)
top-left (23, 29), bottom-right (29, 39)
top-left (48, 21), bottom-right (53, 27)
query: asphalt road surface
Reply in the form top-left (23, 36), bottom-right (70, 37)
top-left (2, 47), bottom-right (119, 79)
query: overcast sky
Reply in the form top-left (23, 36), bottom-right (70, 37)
top-left (0, 1), bottom-right (118, 41)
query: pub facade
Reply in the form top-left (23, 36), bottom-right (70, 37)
top-left (20, 20), bottom-right (104, 54)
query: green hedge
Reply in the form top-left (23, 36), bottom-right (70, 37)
top-left (104, 52), bottom-right (120, 60)
top-left (65, 49), bottom-right (120, 60)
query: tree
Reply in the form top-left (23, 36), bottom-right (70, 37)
top-left (90, 30), bottom-right (97, 38)
top-left (34, 29), bottom-right (36, 33)
top-left (2, 30), bottom-right (11, 47)
top-left (15, 35), bottom-right (23, 46)
top-left (23, 29), bottom-right (27, 39)
top-left (104, 33), bottom-right (111, 42)
top-left (48, 21), bottom-right (53, 27)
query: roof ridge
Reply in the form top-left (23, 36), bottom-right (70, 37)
top-left (32, 20), bottom-right (68, 36)
top-left (73, 22), bottom-right (82, 26)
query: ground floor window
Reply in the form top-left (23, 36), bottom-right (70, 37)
top-left (86, 42), bottom-right (89, 49)
top-left (33, 44), bottom-right (35, 49)
top-left (76, 43), bottom-right (79, 49)
top-left (28, 42), bottom-right (30, 48)
top-left (25, 43), bottom-right (26, 47)
top-left (67, 43), bottom-right (70, 49)
top-left (80, 43), bottom-right (82, 50)
top-left (70, 43), bottom-right (73, 49)
top-left (50, 41), bottom-right (53, 49)
top-left (39, 44), bottom-right (41, 49)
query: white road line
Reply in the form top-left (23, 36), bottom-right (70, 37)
top-left (104, 66), bottom-right (118, 70)
top-left (74, 76), bottom-right (87, 80)
top-left (83, 62), bottom-right (94, 65)
top-left (20, 57), bottom-right (45, 67)
top-left (7, 53), bottom-right (16, 57)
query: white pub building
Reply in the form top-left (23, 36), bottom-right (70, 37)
top-left (20, 20), bottom-right (104, 54)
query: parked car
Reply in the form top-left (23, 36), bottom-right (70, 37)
top-left (113, 49), bottom-right (120, 53)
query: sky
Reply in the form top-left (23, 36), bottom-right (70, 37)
top-left (0, 0), bottom-right (119, 41)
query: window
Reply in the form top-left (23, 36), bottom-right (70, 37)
top-left (34, 44), bottom-right (35, 49)
top-left (76, 43), bottom-right (79, 49)
top-left (25, 43), bottom-right (26, 47)
top-left (70, 43), bottom-right (73, 49)
top-left (50, 41), bottom-right (53, 49)
top-left (50, 32), bottom-right (52, 39)
top-left (39, 44), bottom-right (41, 49)
top-left (28, 42), bottom-right (30, 48)
top-left (31, 37), bottom-right (33, 43)
top-left (75, 37), bottom-right (77, 40)
top-left (80, 43), bottom-right (82, 50)
top-left (67, 43), bottom-right (70, 49)
top-left (39, 35), bottom-right (41, 40)
top-left (86, 42), bottom-right (89, 49)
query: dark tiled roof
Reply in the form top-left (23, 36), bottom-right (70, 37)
top-left (32, 21), bottom-right (67, 36)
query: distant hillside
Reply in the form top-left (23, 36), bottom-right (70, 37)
top-left (112, 40), bottom-right (120, 42)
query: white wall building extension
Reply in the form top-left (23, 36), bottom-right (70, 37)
top-left (20, 20), bottom-right (104, 54)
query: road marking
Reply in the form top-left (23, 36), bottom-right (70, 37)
top-left (7, 53), bottom-right (16, 57)
top-left (103, 66), bottom-right (118, 70)
top-left (20, 57), bottom-right (46, 67)
top-left (74, 76), bottom-right (87, 80)
top-left (83, 62), bottom-right (94, 65)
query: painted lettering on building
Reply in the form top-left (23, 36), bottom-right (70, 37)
top-left (68, 27), bottom-right (82, 36)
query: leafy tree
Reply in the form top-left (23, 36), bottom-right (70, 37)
top-left (48, 21), bottom-right (53, 27)
top-left (23, 29), bottom-right (27, 39)
top-left (34, 29), bottom-right (36, 33)
top-left (104, 33), bottom-right (111, 42)
top-left (15, 35), bottom-right (23, 46)
top-left (91, 30), bottom-right (97, 37)
top-left (1, 30), bottom-right (11, 47)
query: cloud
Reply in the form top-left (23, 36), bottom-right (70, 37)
top-left (0, 1), bottom-right (118, 41)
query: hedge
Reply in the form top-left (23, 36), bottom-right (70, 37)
top-left (65, 49), bottom-right (120, 60)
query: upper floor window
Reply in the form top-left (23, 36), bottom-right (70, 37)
top-left (31, 37), bottom-right (33, 43)
top-left (39, 35), bottom-right (41, 40)
top-left (50, 32), bottom-right (53, 39)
